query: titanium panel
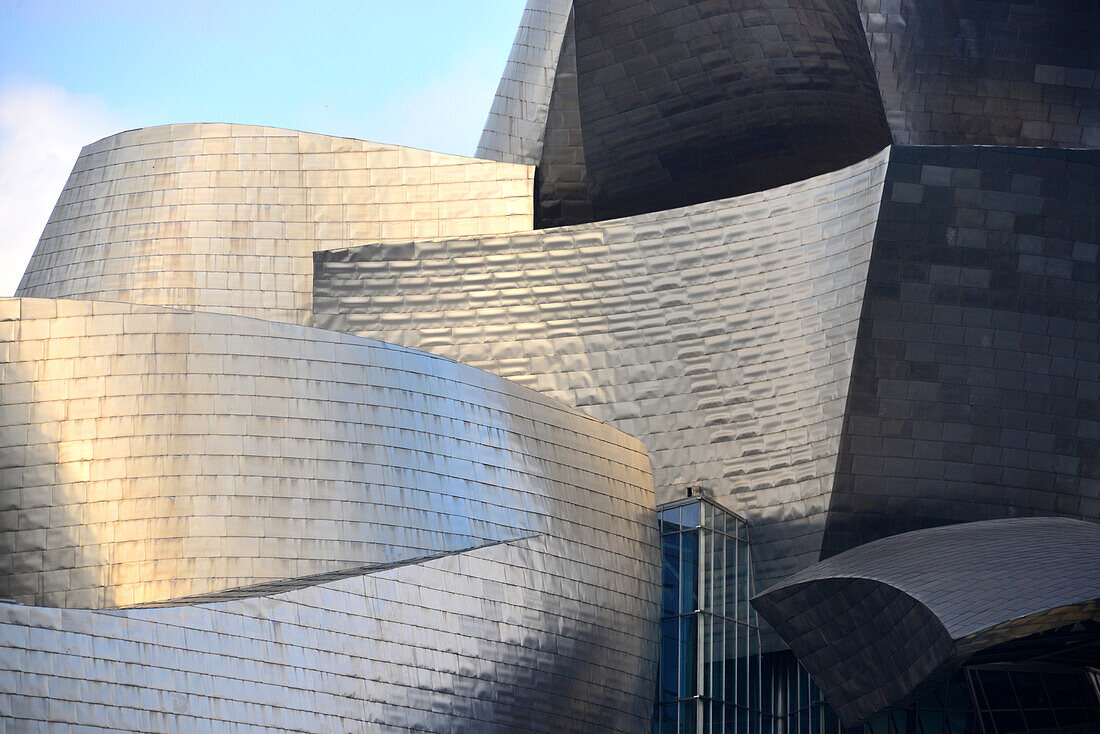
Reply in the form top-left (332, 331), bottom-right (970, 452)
top-left (314, 149), bottom-right (890, 590)
top-left (754, 517), bottom-right (1100, 726)
top-left (0, 296), bottom-right (655, 612)
top-left (824, 146), bottom-right (1100, 557)
top-left (16, 124), bottom-right (533, 325)
top-left (475, 0), bottom-right (574, 165)
top-left (535, 10), bottom-right (595, 229)
top-left (570, 0), bottom-right (891, 220)
top-left (858, 0), bottom-right (1100, 147)
top-left (0, 530), bottom-right (659, 732)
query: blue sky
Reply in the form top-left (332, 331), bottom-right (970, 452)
top-left (0, 0), bottom-right (527, 294)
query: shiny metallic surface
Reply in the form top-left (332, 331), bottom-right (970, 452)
top-left (570, 0), bottom-right (891, 221)
top-left (753, 517), bottom-right (1100, 727)
top-left (0, 295), bottom-right (655, 615)
top-left (0, 528), bottom-right (658, 731)
top-left (17, 124), bottom-right (533, 325)
top-left (315, 149), bottom-right (890, 590)
top-left (4, 2), bottom-right (1100, 729)
top-left (858, 0), bottom-right (1100, 147)
top-left (824, 146), bottom-right (1100, 557)
top-left (475, 0), bottom-right (573, 165)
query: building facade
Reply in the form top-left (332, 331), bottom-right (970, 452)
top-left (2, 0), bottom-right (1099, 731)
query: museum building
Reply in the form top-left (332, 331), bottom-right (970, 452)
top-left (1, 0), bottom-right (1098, 732)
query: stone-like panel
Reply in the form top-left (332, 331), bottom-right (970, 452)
top-left (571, 0), bottom-right (891, 220)
top-left (0, 531), bottom-right (659, 732)
top-left (16, 124), bottom-right (533, 325)
top-left (755, 517), bottom-right (1100, 726)
top-left (314, 150), bottom-right (890, 589)
top-left (0, 297), bottom-right (655, 610)
top-left (475, 0), bottom-right (574, 165)
top-left (859, 0), bottom-right (1100, 147)
top-left (824, 146), bottom-right (1100, 557)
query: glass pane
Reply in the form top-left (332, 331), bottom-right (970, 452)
top-left (663, 532), bottom-right (680, 617)
top-left (725, 534), bottom-right (738, 620)
top-left (739, 539), bottom-right (751, 622)
top-left (658, 702), bottom-right (677, 734)
top-left (681, 699), bottom-right (697, 734)
top-left (681, 529), bottom-right (698, 614)
top-left (661, 505), bottom-right (680, 530)
top-left (702, 613), bottom-right (712, 699)
top-left (681, 501), bottom-right (700, 528)
top-left (661, 618), bottom-right (678, 701)
top-left (978, 670), bottom-right (1017, 710)
top-left (680, 614), bottom-right (698, 698)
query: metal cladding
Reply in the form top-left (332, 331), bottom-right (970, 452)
top-left (823, 146), bottom-right (1100, 557)
top-left (3, 0), bottom-right (1100, 730)
top-left (479, 0), bottom-right (1099, 226)
top-left (753, 517), bottom-right (1100, 727)
top-left (475, 0), bottom-right (574, 165)
top-left (0, 531), bottom-right (659, 731)
top-left (1, 123), bottom-right (659, 727)
top-left (858, 0), bottom-right (1100, 147)
top-left (570, 0), bottom-right (892, 221)
top-left (0, 296), bottom-right (655, 610)
top-left (16, 124), bottom-right (533, 325)
top-left (315, 151), bottom-right (889, 592)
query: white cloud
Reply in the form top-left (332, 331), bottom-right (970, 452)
top-left (0, 77), bottom-right (122, 296)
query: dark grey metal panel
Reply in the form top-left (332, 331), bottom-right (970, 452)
top-left (824, 145), bottom-right (1100, 557)
top-left (859, 0), bottom-right (1100, 147)
top-left (754, 517), bottom-right (1100, 726)
top-left (536, 11), bottom-right (595, 228)
top-left (572, 0), bottom-right (891, 221)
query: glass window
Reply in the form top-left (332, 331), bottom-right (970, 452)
top-left (680, 614), bottom-right (697, 698)
top-left (661, 618), bottom-right (678, 701)
top-left (681, 501), bottom-right (700, 528)
top-left (663, 532), bottom-right (680, 617)
top-left (681, 529), bottom-right (698, 614)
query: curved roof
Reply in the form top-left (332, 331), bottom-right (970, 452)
top-left (753, 517), bottom-right (1100, 726)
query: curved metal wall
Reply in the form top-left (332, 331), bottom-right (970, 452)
top-left (823, 146), bottom-right (1100, 557)
top-left (859, 0), bottom-right (1100, 147)
top-left (16, 124), bottom-right (533, 325)
top-left (475, 0), bottom-right (574, 165)
top-left (0, 531), bottom-right (659, 732)
top-left (315, 150), bottom-right (890, 589)
top-left (0, 297), bottom-right (655, 612)
top-left (755, 517), bottom-right (1100, 726)
top-left (569, 0), bottom-right (891, 220)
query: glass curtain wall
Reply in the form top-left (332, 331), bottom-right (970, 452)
top-left (654, 497), bottom-right (765, 734)
top-left (652, 499), bottom-right (1100, 734)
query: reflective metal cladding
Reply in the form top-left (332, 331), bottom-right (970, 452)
top-left (754, 518), bottom-right (1100, 727)
top-left (3, 0), bottom-right (1100, 730)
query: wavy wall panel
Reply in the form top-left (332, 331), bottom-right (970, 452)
top-left (315, 150), bottom-right (890, 589)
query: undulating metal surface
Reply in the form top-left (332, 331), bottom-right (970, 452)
top-left (314, 149), bottom-right (890, 591)
top-left (16, 124), bottom-right (533, 325)
top-left (0, 531), bottom-right (659, 732)
top-left (858, 0), bottom-right (1100, 147)
top-left (570, 0), bottom-right (891, 221)
top-left (0, 296), bottom-right (655, 616)
top-left (823, 146), bottom-right (1100, 557)
top-left (475, 0), bottom-right (573, 166)
top-left (753, 517), bottom-right (1100, 727)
